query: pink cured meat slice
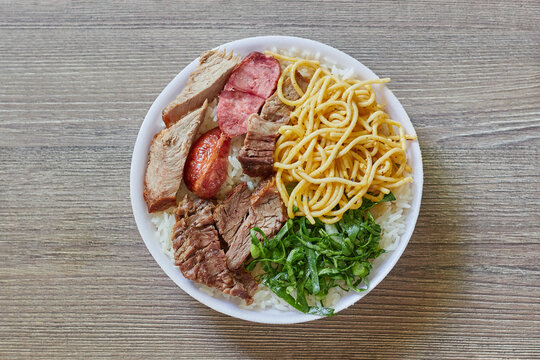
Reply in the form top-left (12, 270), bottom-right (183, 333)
top-left (224, 52), bottom-right (281, 99)
top-left (217, 90), bottom-right (266, 137)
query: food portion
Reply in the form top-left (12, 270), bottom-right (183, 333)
top-left (163, 50), bottom-right (239, 127)
top-left (146, 47), bottom-right (416, 314)
top-left (214, 179), bottom-right (286, 270)
top-left (144, 100), bottom-right (208, 213)
top-left (237, 114), bottom-right (282, 177)
top-left (217, 52), bottom-right (281, 137)
top-left (270, 52), bottom-right (415, 224)
top-left (184, 127), bottom-right (230, 199)
top-left (173, 196), bottom-right (257, 304)
top-left (237, 75), bottom-right (310, 177)
top-left (248, 178), bottom-right (287, 245)
top-left (216, 90), bottom-right (266, 137)
top-left (214, 182), bottom-right (252, 251)
top-left (225, 52), bottom-right (281, 98)
top-left (247, 193), bottom-right (395, 315)
top-left (260, 75), bottom-right (307, 123)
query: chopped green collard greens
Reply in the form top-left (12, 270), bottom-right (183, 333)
top-left (246, 193), bottom-right (396, 316)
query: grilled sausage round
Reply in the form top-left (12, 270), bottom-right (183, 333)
top-left (184, 127), bottom-right (230, 199)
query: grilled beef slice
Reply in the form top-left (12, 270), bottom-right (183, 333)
top-left (214, 182), bottom-right (253, 245)
top-left (238, 75), bottom-right (309, 177)
top-left (172, 196), bottom-right (257, 304)
top-left (217, 179), bottom-right (286, 270)
top-left (237, 114), bottom-right (282, 178)
top-left (249, 178), bottom-right (287, 240)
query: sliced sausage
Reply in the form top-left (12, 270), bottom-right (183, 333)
top-left (217, 90), bottom-right (266, 137)
top-left (225, 52), bottom-right (281, 99)
top-left (184, 127), bottom-right (230, 199)
top-left (217, 52), bottom-right (282, 137)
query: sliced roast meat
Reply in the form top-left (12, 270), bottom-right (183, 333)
top-left (184, 127), bottom-right (230, 199)
top-left (260, 75), bottom-right (309, 124)
top-left (162, 50), bottom-right (240, 127)
top-left (237, 74), bottom-right (311, 177)
top-left (172, 196), bottom-right (257, 304)
top-left (214, 182), bottom-right (252, 245)
top-left (224, 211), bottom-right (256, 270)
top-left (225, 52), bottom-right (281, 99)
top-left (144, 101), bottom-right (208, 213)
top-left (216, 89), bottom-right (266, 137)
top-left (237, 114), bottom-right (282, 178)
top-left (230, 268), bottom-right (258, 299)
top-left (221, 179), bottom-right (287, 270)
top-left (259, 92), bottom-right (292, 125)
top-left (249, 178), bottom-right (287, 240)
top-left (214, 183), bottom-right (255, 270)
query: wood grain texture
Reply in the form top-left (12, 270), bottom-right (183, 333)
top-left (1, 0), bottom-right (539, 359)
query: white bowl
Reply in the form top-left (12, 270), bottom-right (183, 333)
top-left (130, 36), bottom-right (423, 324)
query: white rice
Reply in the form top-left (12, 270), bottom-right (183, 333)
top-left (150, 49), bottom-right (413, 312)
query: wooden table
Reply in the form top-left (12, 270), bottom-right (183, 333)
top-left (1, 1), bottom-right (539, 359)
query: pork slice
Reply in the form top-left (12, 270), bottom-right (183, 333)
top-left (144, 101), bottom-right (208, 213)
top-left (217, 89), bottom-right (266, 137)
top-left (225, 52), bottom-right (281, 99)
top-left (162, 50), bottom-right (240, 127)
top-left (250, 178), bottom-right (287, 240)
top-left (237, 114), bottom-right (282, 178)
top-left (224, 179), bottom-right (286, 270)
top-left (260, 75), bottom-right (309, 124)
top-left (214, 182), bottom-right (252, 245)
top-left (259, 93), bottom-right (292, 125)
top-left (172, 196), bottom-right (256, 304)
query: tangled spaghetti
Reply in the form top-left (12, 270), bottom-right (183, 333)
top-left (268, 51), bottom-right (416, 224)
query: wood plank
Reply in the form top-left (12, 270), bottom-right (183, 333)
top-left (0, 0), bottom-right (539, 358)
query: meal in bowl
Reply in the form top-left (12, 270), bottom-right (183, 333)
top-left (144, 47), bottom-right (417, 316)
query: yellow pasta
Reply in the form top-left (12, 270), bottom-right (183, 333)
top-left (268, 51), bottom-right (416, 224)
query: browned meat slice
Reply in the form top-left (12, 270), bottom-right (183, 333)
top-left (237, 114), bottom-right (282, 178)
top-left (260, 74), bottom-right (309, 124)
top-left (213, 182), bottom-right (253, 270)
top-left (237, 75), bottom-right (310, 178)
top-left (259, 93), bottom-right (292, 124)
top-left (144, 101), bottom-right (208, 213)
top-left (224, 211), bottom-right (256, 270)
top-left (223, 179), bottom-right (287, 270)
top-left (172, 196), bottom-right (257, 304)
top-left (162, 50), bottom-right (240, 127)
top-left (249, 178), bottom-right (287, 239)
top-left (214, 182), bottom-right (252, 246)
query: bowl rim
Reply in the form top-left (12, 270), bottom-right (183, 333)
top-left (130, 35), bottom-right (423, 324)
